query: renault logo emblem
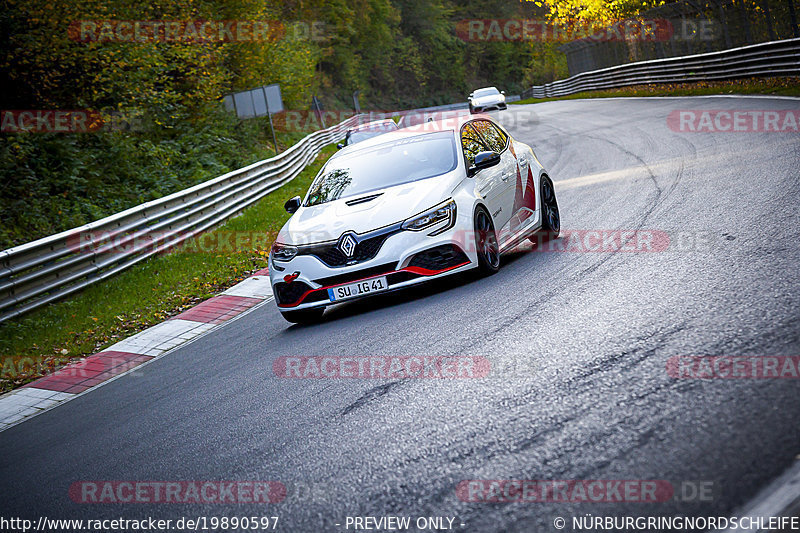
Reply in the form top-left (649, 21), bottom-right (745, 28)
top-left (338, 233), bottom-right (357, 257)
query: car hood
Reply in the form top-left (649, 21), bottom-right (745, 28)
top-left (277, 171), bottom-right (462, 244)
top-left (471, 94), bottom-right (503, 105)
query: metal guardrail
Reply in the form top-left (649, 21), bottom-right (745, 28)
top-left (521, 37), bottom-right (800, 99)
top-left (0, 114), bottom-right (363, 324)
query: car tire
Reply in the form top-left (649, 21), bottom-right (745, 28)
top-left (474, 206), bottom-right (500, 275)
top-left (533, 175), bottom-right (560, 243)
top-left (280, 307), bottom-right (325, 324)
top-left (469, 104), bottom-right (475, 114)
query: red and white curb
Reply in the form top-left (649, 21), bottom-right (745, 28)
top-left (0, 269), bottom-right (272, 433)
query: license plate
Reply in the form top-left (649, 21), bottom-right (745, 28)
top-left (327, 276), bottom-right (388, 301)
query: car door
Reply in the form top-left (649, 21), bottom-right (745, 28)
top-left (460, 123), bottom-right (507, 226)
top-left (469, 120), bottom-right (516, 232)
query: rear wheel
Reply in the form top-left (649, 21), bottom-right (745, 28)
top-left (280, 307), bottom-right (325, 324)
top-left (474, 207), bottom-right (500, 275)
top-left (531, 175), bottom-right (560, 244)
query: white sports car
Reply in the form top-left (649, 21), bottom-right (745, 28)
top-left (270, 114), bottom-right (560, 323)
top-left (469, 87), bottom-right (507, 113)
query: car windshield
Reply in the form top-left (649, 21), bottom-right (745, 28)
top-left (305, 131), bottom-right (457, 206)
top-left (348, 130), bottom-right (383, 144)
top-left (473, 87), bottom-right (499, 97)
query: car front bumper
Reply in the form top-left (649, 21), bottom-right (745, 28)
top-left (270, 223), bottom-right (477, 310)
top-left (471, 101), bottom-right (507, 112)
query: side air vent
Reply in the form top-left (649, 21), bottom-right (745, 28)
top-left (274, 281), bottom-right (312, 306)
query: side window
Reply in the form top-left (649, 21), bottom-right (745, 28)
top-left (473, 120), bottom-right (507, 153)
top-left (461, 124), bottom-right (489, 165)
top-left (491, 122), bottom-right (509, 149)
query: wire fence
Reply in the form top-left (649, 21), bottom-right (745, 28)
top-left (562, 0), bottom-right (800, 75)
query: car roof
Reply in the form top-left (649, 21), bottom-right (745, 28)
top-left (332, 113), bottom-right (497, 160)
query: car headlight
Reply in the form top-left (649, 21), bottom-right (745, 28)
top-left (402, 199), bottom-right (456, 235)
top-left (271, 242), bottom-right (298, 262)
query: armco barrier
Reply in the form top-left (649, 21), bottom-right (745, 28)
top-left (0, 114), bottom-right (363, 324)
top-left (521, 38), bottom-right (800, 99)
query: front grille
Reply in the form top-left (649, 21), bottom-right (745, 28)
top-left (408, 244), bottom-right (469, 271)
top-left (307, 233), bottom-right (391, 267)
top-left (274, 281), bottom-right (312, 306)
top-left (315, 262), bottom-right (398, 287)
top-left (299, 225), bottom-right (402, 267)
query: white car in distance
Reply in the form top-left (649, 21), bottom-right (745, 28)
top-left (469, 87), bottom-right (507, 113)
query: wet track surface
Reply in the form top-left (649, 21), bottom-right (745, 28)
top-left (1, 97), bottom-right (799, 531)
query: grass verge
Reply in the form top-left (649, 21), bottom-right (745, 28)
top-left (0, 144), bottom-right (336, 394)
top-left (512, 77), bottom-right (800, 105)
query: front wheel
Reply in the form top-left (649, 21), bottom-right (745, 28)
top-left (474, 207), bottom-right (500, 275)
top-left (281, 307), bottom-right (325, 324)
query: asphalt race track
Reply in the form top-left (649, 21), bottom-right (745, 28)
top-left (1, 97), bottom-right (799, 532)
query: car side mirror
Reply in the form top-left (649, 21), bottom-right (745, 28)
top-left (501, 90), bottom-right (505, 95)
top-left (337, 142), bottom-right (344, 149)
top-left (284, 196), bottom-right (302, 214)
top-left (468, 151), bottom-right (501, 177)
